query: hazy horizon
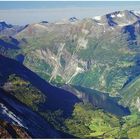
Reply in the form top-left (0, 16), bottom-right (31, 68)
top-left (0, 1), bottom-right (140, 25)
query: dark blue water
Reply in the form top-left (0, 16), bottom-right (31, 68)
top-left (68, 85), bottom-right (130, 117)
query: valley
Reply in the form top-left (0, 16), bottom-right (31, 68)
top-left (0, 10), bottom-right (140, 138)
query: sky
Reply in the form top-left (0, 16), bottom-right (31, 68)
top-left (0, 1), bottom-right (140, 25)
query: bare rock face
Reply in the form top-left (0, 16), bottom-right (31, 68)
top-left (0, 120), bottom-right (31, 138)
top-left (135, 97), bottom-right (140, 112)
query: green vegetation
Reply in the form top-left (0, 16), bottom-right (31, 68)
top-left (13, 23), bottom-right (139, 98)
top-left (1, 15), bottom-right (140, 138)
top-left (70, 35), bottom-right (136, 95)
top-left (64, 103), bottom-right (140, 138)
top-left (51, 75), bottom-right (65, 87)
top-left (24, 55), bottom-right (53, 74)
top-left (24, 55), bottom-right (53, 81)
top-left (60, 55), bottom-right (66, 68)
top-left (65, 40), bottom-right (77, 54)
top-left (4, 74), bottom-right (45, 110)
top-left (121, 113), bottom-right (140, 138)
top-left (120, 75), bottom-right (140, 112)
top-left (78, 38), bottom-right (99, 61)
top-left (65, 103), bottom-right (121, 138)
top-left (2, 74), bottom-right (140, 138)
top-left (40, 109), bottom-right (66, 131)
top-left (0, 46), bottom-right (19, 59)
top-left (19, 32), bottom-right (63, 55)
top-left (71, 68), bottom-right (101, 89)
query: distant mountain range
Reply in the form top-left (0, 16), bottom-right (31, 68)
top-left (0, 10), bottom-right (140, 138)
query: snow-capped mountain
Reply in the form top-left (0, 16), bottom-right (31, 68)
top-left (93, 10), bottom-right (140, 27)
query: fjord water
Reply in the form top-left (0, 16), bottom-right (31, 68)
top-left (63, 85), bottom-right (130, 116)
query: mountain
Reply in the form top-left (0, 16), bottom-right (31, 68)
top-left (1, 10), bottom-right (140, 112)
top-left (0, 21), bottom-right (24, 36)
top-left (0, 54), bottom-right (81, 116)
top-left (0, 21), bottom-right (13, 30)
top-left (0, 54), bottom-right (132, 139)
top-left (0, 10), bottom-right (140, 138)
top-left (119, 75), bottom-right (140, 112)
top-left (0, 88), bottom-right (62, 138)
top-left (9, 10), bottom-right (139, 100)
top-left (0, 54), bottom-right (82, 138)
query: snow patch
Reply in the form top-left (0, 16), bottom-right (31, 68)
top-left (97, 23), bottom-right (104, 26)
top-left (118, 23), bottom-right (130, 27)
top-left (94, 16), bottom-right (101, 20)
top-left (111, 27), bottom-right (114, 30)
top-left (0, 20), bottom-right (5, 22)
top-left (133, 11), bottom-right (140, 17)
top-left (0, 103), bottom-right (26, 128)
top-left (111, 14), bottom-right (115, 18)
top-left (117, 13), bottom-right (124, 18)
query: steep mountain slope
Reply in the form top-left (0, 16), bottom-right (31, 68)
top-left (0, 54), bottom-right (129, 117)
top-left (0, 54), bottom-right (132, 139)
top-left (119, 75), bottom-right (140, 112)
top-left (0, 54), bottom-right (80, 116)
top-left (0, 119), bottom-right (30, 138)
top-left (0, 88), bottom-right (63, 138)
top-left (0, 10), bottom-right (140, 114)
top-left (0, 54), bottom-right (81, 138)
top-left (0, 10), bottom-right (140, 138)
top-left (10, 10), bottom-right (140, 99)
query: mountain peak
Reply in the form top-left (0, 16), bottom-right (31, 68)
top-left (54, 17), bottom-right (78, 25)
top-left (69, 17), bottom-right (78, 22)
top-left (0, 21), bottom-right (13, 30)
top-left (93, 10), bottom-right (139, 28)
top-left (40, 21), bottom-right (49, 24)
top-left (131, 10), bottom-right (140, 17)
